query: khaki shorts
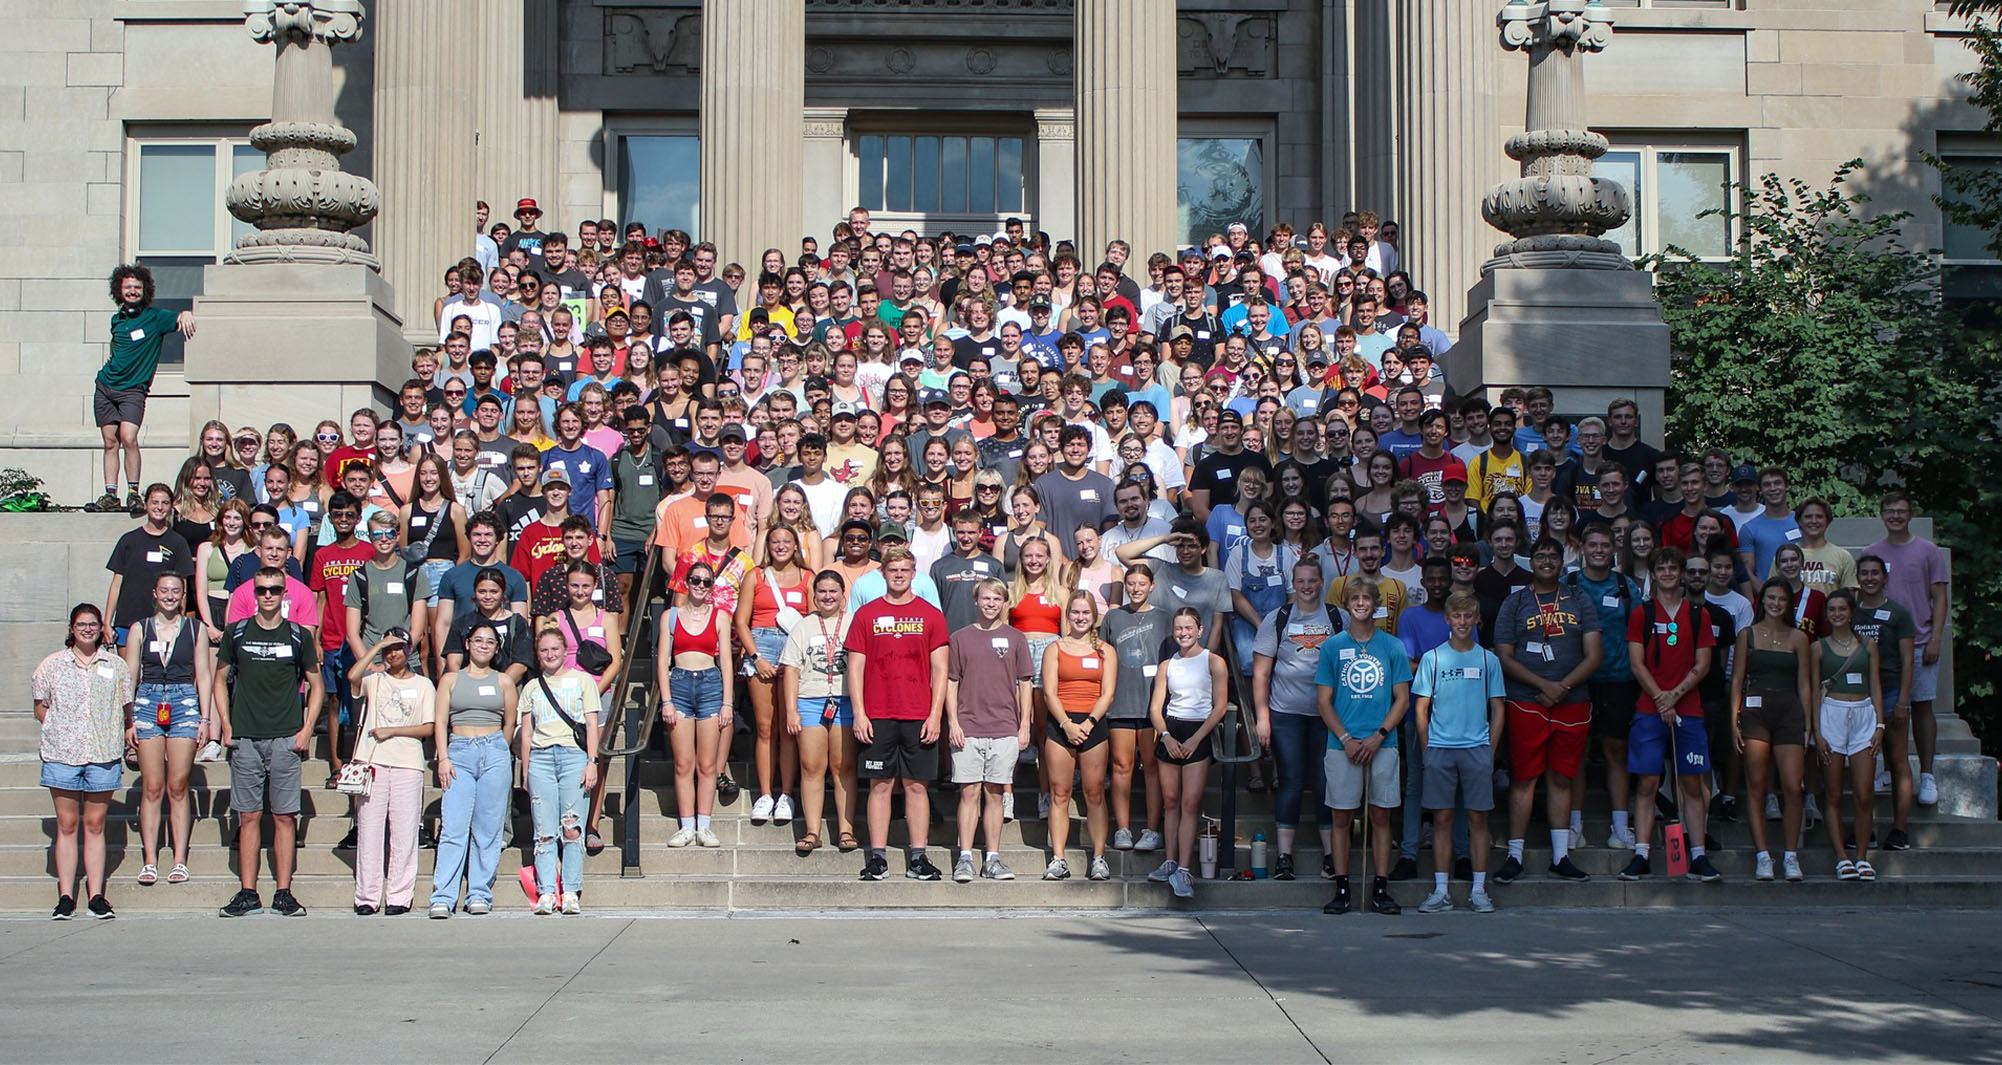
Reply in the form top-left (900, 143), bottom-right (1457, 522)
top-left (951, 735), bottom-right (1020, 784)
top-left (1324, 746), bottom-right (1401, 811)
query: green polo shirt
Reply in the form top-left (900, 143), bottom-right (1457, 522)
top-left (100, 306), bottom-right (178, 391)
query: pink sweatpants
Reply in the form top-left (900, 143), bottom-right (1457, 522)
top-left (354, 765), bottom-right (424, 908)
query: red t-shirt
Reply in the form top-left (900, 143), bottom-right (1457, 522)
top-left (843, 594), bottom-right (948, 721)
top-left (326, 445), bottom-right (374, 483)
top-left (308, 539), bottom-right (374, 651)
top-left (509, 522), bottom-right (600, 590)
top-left (1625, 596), bottom-right (1717, 718)
top-left (1399, 451), bottom-right (1468, 508)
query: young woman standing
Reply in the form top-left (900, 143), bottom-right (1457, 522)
top-left (658, 560), bottom-right (734, 849)
top-left (1149, 607), bottom-right (1229, 899)
top-left (1732, 581), bottom-right (1813, 883)
top-left (518, 628), bottom-right (601, 915)
top-left (1813, 590), bottom-right (1885, 882)
top-left (780, 570), bottom-right (860, 854)
top-left (193, 500), bottom-right (253, 641)
top-left (35, 605), bottom-right (131, 919)
top-left (122, 574), bottom-right (210, 887)
top-left (428, 621), bottom-right (519, 917)
top-left (1101, 564), bottom-right (1169, 856)
top-left (745, 526), bottom-right (811, 825)
top-left (347, 631), bottom-right (436, 915)
top-left (545, 561), bottom-right (623, 853)
top-left (1040, 591), bottom-right (1117, 881)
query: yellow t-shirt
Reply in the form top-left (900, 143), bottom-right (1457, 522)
top-left (1326, 574), bottom-right (1407, 636)
top-left (1798, 542), bottom-right (1857, 595)
top-left (522, 668), bottom-right (601, 749)
top-left (1467, 447), bottom-right (1529, 509)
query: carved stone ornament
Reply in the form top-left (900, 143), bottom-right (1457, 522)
top-left (605, 9), bottom-right (703, 76)
top-left (1176, 13), bottom-right (1274, 77)
top-left (226, 0), bottom-right (379, 268)
top-left (1480, 0), bottom-right (1632, 272)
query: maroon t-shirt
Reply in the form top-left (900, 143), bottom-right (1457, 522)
top-left (845, 594), bottom-right (948, 721)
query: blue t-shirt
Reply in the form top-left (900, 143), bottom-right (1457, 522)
top-left (1377, 429), bottom-right (1423, 461)
top-left (1565, 570), bottom-right (1642, 681)
top-left (1399, 605), bottom-right (1453, 662)
top-left (1413, 642), bottom-right (1505, 748)
top-left (1315, 629), bottom-right (1412, 749)
top-left (1737, 512), bottom-right (1801, 581)
top-left (541, 444), bottom-right (612, 526)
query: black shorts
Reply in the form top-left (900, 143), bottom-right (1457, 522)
top-left (859, 718), bottom-right (938, 781)
top-left (1047, 711), bottom-right (1110, 753)
top-left (1588, 679), bottom-right (1641, 741)
top-left (93, 381), bottom-right (148, 428)
top-left (1105, 716), bottom-right (1151, 731)
top-left (1155, 717), bottom-right (1209, 766)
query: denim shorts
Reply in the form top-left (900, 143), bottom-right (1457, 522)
top-left (669, 666), bottom-right (724, 720)
top-left (417, 558), bottom-right (455, 606)
top-left (133, 682), bottom-right (202, 741)
top-left (750, 626), bottom-right (788, 670)
top-left (42, 760), bottom-right (122, 793)
top-left (796, 695), bottom-right (853, 729)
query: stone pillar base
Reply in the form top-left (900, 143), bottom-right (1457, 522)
top-left (1450, 268), bottom-right (1671, 446)
top-left (188, 264), bottom-right (410, 432)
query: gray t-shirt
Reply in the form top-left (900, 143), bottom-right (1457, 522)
top-left (1492, 584), bottom-right (1597, 699)
top-left (1252, 602), bottom-right (1337, 717)
top-left (1148, 565), bottom-right (1231, 646)
top-left (930, 552), bottom-right (1004, 633)
top-left (1034, 468), bottom-right (1118, 561)
top-left (1100, 605), bottom-right (1174, 721)
top-left (1101, 516), bottom-right (1176, 569)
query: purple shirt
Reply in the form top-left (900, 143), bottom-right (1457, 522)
top-left (1861, 536), bottom-right (1946, 646)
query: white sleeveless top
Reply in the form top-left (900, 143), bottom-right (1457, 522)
top-left (1163, 652), bottom-right (1212, 722)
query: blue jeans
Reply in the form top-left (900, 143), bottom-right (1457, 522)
top-left (430, 732), bottom-right (512, 907)
top-left (1401, 718), bottom-right (1470, 861)
top-left (527, 744), bottom-right (588, 895)
top-left (417, 558), bottom-right (454, 607)
top-left (1270, 712), bottom-right (1333, 830)
top-left (321, 643), bottom-right (356, 728)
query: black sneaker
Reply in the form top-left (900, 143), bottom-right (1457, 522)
top-left (1548, 856), bottom-right (1590, 882)
top-left (1715, 794), bottom-right (1741, 824)
top-left (270, 888), bottom-right (307, 916)
top-left (1617, 855), bottom-right (1651, 881)
top-left (1494, 855), bottom-right (1524, 884)
top-left (1321, 854), bottom-right (1337, 880)
top-left (1453, 856), bottom-right (1474, 881)
top-left (86, 894), bottom-right (115, 919)
top-left (1322, 876), bottom-right (1351, 915)
top-left (219, 889), bottom-right (263, 917)
top-left (336, 827), bottom-right (358, 850)
top-left (906, 854), bottom-right (943, 881)
top-left (1884, 828), bottom-right (1912, 851)
top-left (418, 823), bottom-right (436, 849)
top-left (384, 904), bottom-right (410, 916)
top-left (1388, 855), bottom-right (1418, 881)
top-left (859, 854), bottom-right (889, 881)
top-left (1686, 854), bottom-right (1723, 883)
top-left (1369, 878), bottom-right (1402, 916)
top-left (51, 895), bottom-right (75, 920)
top-left (717, 771), bottom-right (742, 805)
top-left (1272, 854), bottom-right (1296, 881)
top-left (354, 904), bottom-right (377, 915)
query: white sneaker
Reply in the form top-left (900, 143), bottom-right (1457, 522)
top-left (1148, 859), bottom-right (1178, 883)
top-left (1418, 889), bottom-right (1453, 914)
top-left (1765, 794), bottom-right (1782, 821)
top-left (1133, 829), bottom-right (1163, 852)
top-left (666, 827), bottom-right (698, 848)
top-left (1469, 889), bottom-right (1496, 914)
top-left (1112, 827), bottom-right (1135, 850)
top-left (1782, 853), bottom-right (1804, 882)
top-left (1875, 759), bottom-right (1893, 792)
top-left (196, 739), bottom-right (225, 763)
top-left (1918, 773), bottom-right (1939, 805)
top-left (1170, 867), bottom-right (1195, 899)
top-left (1038, 793), bottom-right (1052, 820)
top-left (1043, 857), bottom-right (1070, 881)
top-left (1607, 827), bottom-right (1636, 851)
top-left (533, 893), bottom-right (556, 915)
top-left (750, 794), bottom-right (775, 824)
top-left (1754, 852), bottom-right (1775, 881)
top-left (466, 899), bottom-right (492, 915)
top-left (1087, 855), bottom-right (1111, 881)
top-left (771, 795), bottom-right (795, 824)
top-left (1802, 794), bottom-right (1822, 830)
top-left (428, 902), bottom-right (452, 919)
top-left (1569, 827), bottom-right (1585, 851)
top-left (695, 827), bottom-right (722, 848)
top-left (560, 892), bottom-right (581, 915)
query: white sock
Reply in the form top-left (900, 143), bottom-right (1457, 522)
top-left (1433, 872), bottom-right (1448, 891)
top-left (1507, 838), bottom-right (1525, 861)
top-left (679, 817), bottom-right (694, 831)
top-left (1783, 850), bottom-right (1797, 862)
top-left (1549, 829), bottom-right (1569, 864)
top-left (696, 814), bottom-right (711, 832)
top-left (1690, 845), bottom-right (1705, 859)
top-left (1636, 842), bottom-right (1651, 859)
top-left (1472, 872), bottom-right (1487, 891)
top-left (1568, 811), bottom-right (1583, 833)
top-left (1612, 810), bottom-right (1630, 835)
top-left (986, 850), bottom-right (999, 862)
top-left (1756, 850), bottom-right (1769, 862)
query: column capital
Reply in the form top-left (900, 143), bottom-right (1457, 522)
top-left (1033, 106), bottom-right (1075, 143)
top-left (803, 106), bottom-right (848, 140)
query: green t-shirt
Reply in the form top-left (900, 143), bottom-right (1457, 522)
top-left (218, 618), bottom-right (317, 739)
top-left (1851, 597), bottom-right (1917, 696)
top-left (100, 306), bottom-right (178, 391)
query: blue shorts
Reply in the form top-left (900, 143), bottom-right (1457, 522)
top-left (668, 666), bottom-right (724, 720)
top-left (112, 626), bottom-right (131, 649)
top-left (42, 760), bottom-right (122, 793)
top-left (611, 537), bottom-right (650, 576)
top-left (133, 682), bottom-right (202, 740)
top-left (1627, 712), bottom-right (1710, 777)
top-left (796, 696), bottom-right (853, 729)
top-left (417, 558), bottom-right (455, 607)
top-left (747, 627), bottom-right (788, 675)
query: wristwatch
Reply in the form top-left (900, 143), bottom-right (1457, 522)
top-left (1375, 727), bottom-right (1391, 739)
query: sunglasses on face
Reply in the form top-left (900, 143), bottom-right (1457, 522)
top-left (316, 433), bottom-right (340, 442)
top-left (249, 520), bottom-right (275, 529)
top-left (685, 575), bottom-right (714, 588)
top-left (254, 585), bottom-right (286, 596)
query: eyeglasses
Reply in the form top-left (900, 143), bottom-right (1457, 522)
top-left (253, 585), bottom-right (286, 596)
top-left (684, 575), bottom-right (714, 588)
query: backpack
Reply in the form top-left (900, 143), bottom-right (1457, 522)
top-left (225, 618), bottom-right (311, 686)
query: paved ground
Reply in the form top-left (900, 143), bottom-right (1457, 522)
top-left (0, 907), bottom-right (1996, 1063)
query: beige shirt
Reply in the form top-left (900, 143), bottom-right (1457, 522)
top-left (354, 672), bottom-right (437, 770)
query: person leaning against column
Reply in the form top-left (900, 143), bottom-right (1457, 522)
top-left (34, 604), bottom-right (133, 919)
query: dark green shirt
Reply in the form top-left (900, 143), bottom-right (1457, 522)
top-left (100, 306), bottom-right (178, 391)
top-left (1851, 597), bottom-right (1917, 697)
top-left (218, 618), bottom-right (317, 739)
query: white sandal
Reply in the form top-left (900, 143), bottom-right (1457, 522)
top-left (166, 863), bottom-right (189, 884)
top-left (1835, 859), bottom-right (1859, 881)
top-left (1855, 859), bottom-right (1877, 881)
top-left (135, 864), bottom-right (158, 886)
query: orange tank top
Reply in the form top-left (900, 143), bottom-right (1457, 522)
top-left (1053, 644), bottom-right (1107, 715)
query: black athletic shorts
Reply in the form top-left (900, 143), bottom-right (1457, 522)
top-left (1588, 679), bottom-right (1641, 741)
top-left (859, 718), bottom-right (939, 781)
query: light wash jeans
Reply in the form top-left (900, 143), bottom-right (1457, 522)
top-left (528, 743), bottom-right (588, 895)
top-left (429, 732), bottom-right (513, 908)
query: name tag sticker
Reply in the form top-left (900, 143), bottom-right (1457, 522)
top-left (1464, 667), bottom-right (1482, 679)
top-left (1603, 595), bottom-right (1621, 609)
top-left (736, 493), bottom-right (753, 507)
top-left (1195, 330), bottom-right (1211, 340)
top-left (972, 561), bottom-right (990, 574)
top-left (1373, 606), bottom-right (1388, 619)
top-left (1007, 448), bottom-right (1023, 459)
top-left (1172, 586), bottom-right (1187, 599)
top-left (1082, 657), bottom-right (1099, 669)
top-left (591, 589), bottom-right (604, 602)
top-left (1846, 672), bottom-right (1863, 685)
top-left (1525, 642), bottom-right (1545, 656)
top-left (96, 664), bottom-right (116, 678)
top-left (1227, 525), bottom-right (1244, 537)
top-left (784, 591), bottom-right (804, 605)
top-left (410, 516), bottom-right (427, 528)
top-left (588, 626), bottom-right (604, 637)
top-left (1080, 489), bottom-right (1098, 501)
top-left (1339, 648), bottom-right (1357, 661)
top-left (991, 637), bottom-right (1011, 651)
top-left (1266, 575), bottom-right (1284, 587)
top-left (1143, 664), bottom-right (1159, 678)
top-left (1785, 528), bottom-right (1801, 541)
top-left (692, 516), bottom-right (708, 529)
top-left (387, 582), bottom-right (404, 595)
top-left (478, 685), bottom-right (497, 697)
top-left (1746, 695), bottom-right (1763, 708)
top-left (129, 328), bottom-right (146, 341)
top-left (145, 550), bottom-right (164, 563)
top-left (1874, 609), bottom-right (1891, 621)
top-left (273, 645), bottom-right (293, 659)
top-left (1215, 468), bottom-right (1233, 481)
top-left (638, 474), bottom-right (655, 486)
top-left (147, 641), bottom-right (163, 653)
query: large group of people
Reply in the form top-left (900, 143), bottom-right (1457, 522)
top-left (44, 201), bottom-right (1951, 919)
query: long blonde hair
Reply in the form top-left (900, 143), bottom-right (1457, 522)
top-left (1009, 535), bottom-right (1073, 607)
top-left (1063, 589), bottom-right (1103, 653)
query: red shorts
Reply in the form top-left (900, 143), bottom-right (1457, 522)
top-left (1505, 700), bottom-right (1591, 780)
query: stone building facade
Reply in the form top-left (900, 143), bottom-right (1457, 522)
top-left (0, 0), bottom-right (1989, 497)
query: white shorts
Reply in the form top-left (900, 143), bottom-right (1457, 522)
top-left (1820, 696), bottom-right (1879, 757)
top-left (951, 735), bottom-right (1021, 785)
top-left (1324, 746), bottom-right (1401, 811)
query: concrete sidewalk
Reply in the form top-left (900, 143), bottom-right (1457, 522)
top-left (0, 908), bottom-right (1996, 1063)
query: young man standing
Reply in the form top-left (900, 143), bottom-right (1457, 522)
top-left (215, 567), bottom-right (325, 917)
top-left (1412, 593), bottom-right (1505, 914)
top-left (945, 579), bottom-right (1034, 883)
top-left (308, 493), bottom-right (373, 793)
top-left (930, 512), bottom-right (1003, 633)
top-left (1853, 554), bottom-right (1918, 847)
top-left (1492, 538), bottom-right (1603, 884)
top-left (1620, 546), bottom-right (1721, 882)
top-left (1398, 409), bottom-right (1468, 510)
top-left (93, 265), bottom-right (195, 514)
top-left (1736, 466), bottom-right (1799, 587)
top-left (1315, 579), bottom-right (1411, 916)
top-left (1033, 426), bottom-right (1119, 562)
top-left (846, 549), bottom-right (951, 883)
top-left (1568, 526), bottom-right (1645, 849)
top-left (1862, 491), bottom-right (1950, 807)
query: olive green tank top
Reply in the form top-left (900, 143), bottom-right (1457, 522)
top-left (1819, 638), bottom-right (1870, 698)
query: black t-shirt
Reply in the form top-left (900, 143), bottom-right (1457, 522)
top-left (1286, 455), bottom-right (1341, 512)
top-left (106, 526), bottom-right (196, 629)
top-left (445, 611), bottom-right (535, 673)
top-left (1174, 310), bottom-right (1222, 368)
top-left (953, 333), bottom-right (1002, 370)
top-left (1605, 439), bottom-right (1663, 492)
top-left (1189, 448), bottom-right (1273, 510)
top-left (500, 229), bottom-right (547, 263)
top-left (1473, 565), bottom-right (1533, 649)
top-left (495, 494), bottom-right (545, 541)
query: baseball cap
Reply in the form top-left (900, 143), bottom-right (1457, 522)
top-left (804, 375), bottom-right (831, 392)
top-left (1216, 408), bottom-right (1244, 424)
top-left (1306, 351), bottom-right (1330, 366)
top-left (384, 626), bottom-right (412, 647)
top-left (1443, 470), bottom-right (1468, 485)
top-left (603, 307), bottom-right (628, 321)
top-left (540, 468), bottom-right (571, 488)
top-left (514, 198), bottom-right (540, 216)
top-left (719, 424), bottom-right (747, 442)
top-left (921, 388), bottom-right (951, 408)
top-left (899, 350), bottom-right (925, 365)
top-left (974, 234), bottom-right (993, 247)
top-left (1167, 325), bottom-right (1195, 342)
top-left (829, 408), bottom-right (858, 422)
top-left (955, 242), bottom-right (975, 255)
top-left (876, 521), bottom-right (910, 543)
top-left (839, 518), bottom-right (875, 541)
top-left (1028, 297), bottom-right (1053, 313)
top-left (1731, 464), bottom-right (1758, 484)
top-left (474, 393), bottom-right (505, 412)
top-left (1208, 247), bottom-right (1230, 260)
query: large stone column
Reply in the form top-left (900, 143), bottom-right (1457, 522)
top-left (1075, 0), bottom-right (1177, 258)
top-left (700, 0), bottom-right (804, 264)
top-left (1392, 0), bottom-right (1500, 331)
top-left (374, 0), bottom-right (476, 341)
top-left (474, 0), bottom-right (560, 212)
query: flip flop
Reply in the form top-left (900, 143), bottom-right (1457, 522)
top-left (836, 831), bottom-right (860, 853)
top-left (795, 832), bottom-right (822, 857)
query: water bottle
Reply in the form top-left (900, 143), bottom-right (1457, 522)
top-left (1199, 830), bottom-right (1219, 879)
top-left (1251, 834), bottom-right (1268, 879)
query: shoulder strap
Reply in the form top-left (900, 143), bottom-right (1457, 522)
top-left (374, 467), bottom-right (404, 508)
top-left (533, 673), bottom-right (583, 731)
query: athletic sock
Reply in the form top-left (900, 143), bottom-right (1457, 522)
top-left (104, 483), bottom-right (117, 497)
top-left (1569, 811), bottom-right (1583, 833)
top-left (678, 817), bottom-right (694, 831)
top-left (909, 846), bottom-right (926, 862)
top-left (125, 480), bottom-right (138, 493)
top-left (695, 814), bottom-right (710, 832)
top-left (870, 848), bottom-right (886, 861)
top-left (1611, 810), bottom-right (1630, 836)
top-left (1635, 842), bottom-right (1651, 859)
top-left (1433, 872), bottom-right (1448, 891)
top-left (1506, 838), bottom-right (1525, 862)
top-left (1690, 845), bottom-right (1705, 859)
top-left (1472, 872), bottom-right (1487, 891)
top-left (1783, 850), bottom-right (1797, 863)
top-left (1549, 829), bottom-right (1570, 864)
top-left (985, 850), bottom-right (1000, 862)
